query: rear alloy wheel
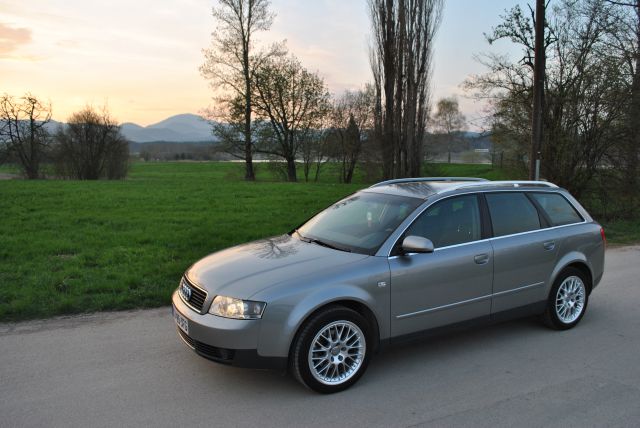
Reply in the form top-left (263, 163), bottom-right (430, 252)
top-left (291, 306), bottom-right (371, 393)
top-left (542, 267), bottom-right (590, 330)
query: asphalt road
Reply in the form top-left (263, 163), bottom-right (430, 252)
top-left (1, 245), bottom-right (639, 428)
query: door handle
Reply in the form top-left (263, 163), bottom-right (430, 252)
top-left (543, 241), bottom-right (556, 251)
top-left (474, 254), bottom-right (489, 264)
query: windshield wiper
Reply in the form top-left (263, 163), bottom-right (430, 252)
top-left (308, 238), bottom-right (352, 253)
top-left (295, 230), bottom-right (352, 253)
top-left (294, 229), bottom-right (308, 241)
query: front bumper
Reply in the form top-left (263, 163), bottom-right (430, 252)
top-left (171, 290), bottom-right (286, 369)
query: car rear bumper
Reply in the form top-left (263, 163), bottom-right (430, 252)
top-left (171, 291), bottom-right (286, 369)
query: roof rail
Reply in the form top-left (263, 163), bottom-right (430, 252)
top-left (369, 177), bottom-right (488, 188)
top-left (444, 180), bottom-right (559, 192)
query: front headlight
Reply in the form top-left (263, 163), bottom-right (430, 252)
top-left (209, 295), bottom-right (266, 319)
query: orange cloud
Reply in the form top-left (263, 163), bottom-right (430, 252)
top-left (0, 22), bottom-right (32, 56)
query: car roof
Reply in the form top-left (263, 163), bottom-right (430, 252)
top-left (361, 178), bottom-right (559, 200)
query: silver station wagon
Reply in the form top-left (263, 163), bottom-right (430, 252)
top-left (172, 178), bottom-right (605, 393)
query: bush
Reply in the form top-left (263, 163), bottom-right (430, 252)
top-left (54, 106), bottom-right (129, 180)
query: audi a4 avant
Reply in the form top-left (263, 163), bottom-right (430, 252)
top-left (172, 178), bottom-right (605, 393)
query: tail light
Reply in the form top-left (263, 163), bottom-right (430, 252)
top-left (600, 227), bottom-right (606, 247)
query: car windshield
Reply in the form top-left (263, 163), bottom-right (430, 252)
top-left (296, 191), bottom-right (422, 255)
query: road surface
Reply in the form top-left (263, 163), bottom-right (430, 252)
top-left (1, 246), bottom-right (639, 427)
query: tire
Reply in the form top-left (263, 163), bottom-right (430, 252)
top-left (541, 267), bottom-right (590, 330)
top-left (290, 306), bottom-right (371, 394)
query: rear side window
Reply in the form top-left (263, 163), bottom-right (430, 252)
top-left (406, 195), bottom-right (481, 248)
top-left (530, 193), bottom-right (583, 226)
top-left (485, 192), bottom-right (540, 237)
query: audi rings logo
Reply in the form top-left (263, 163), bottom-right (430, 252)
top-left (179, 280), bottom-right (192, 301)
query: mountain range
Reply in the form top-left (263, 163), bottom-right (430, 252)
top-left (120, 114), bottom-right (213, 143)
top-left (44, 113), bottom-right (213, 143)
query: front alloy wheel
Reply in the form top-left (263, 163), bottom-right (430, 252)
top-left (291, 306), bottom-right (371, 393)
top-left (308, 320), bottom-right (366, 386)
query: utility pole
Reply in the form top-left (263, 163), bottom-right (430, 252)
top-left (529, 0), bottom-right (546, 180)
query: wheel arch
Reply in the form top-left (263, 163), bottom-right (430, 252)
top-left (287, 298), bottom-right (381, 361)
top-left (563, 262), bottom-right (593, 293)
top-left (550, 255), bottom-right (594, 294)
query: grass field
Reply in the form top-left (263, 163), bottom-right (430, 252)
top-left (0, 161), bottom-right (634, 321)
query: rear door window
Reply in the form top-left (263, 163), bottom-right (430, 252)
top-left (485, 192), bottom-right (541, 237)
top-left (530, 192), bottom-right (583, 226)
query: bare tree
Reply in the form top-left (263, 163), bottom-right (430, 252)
top-left (200, 0), bottom-right (282, 181)
top-left (0, 93), bottom-right (51, 179)
top-left (432, 97), bottom-right (466, 163)
top-left (252, 55), bottom-right (330, 182)
top-left (54, 106), bottom-right (129, 180)
top-left (368, 0), bottom-right (444, 179)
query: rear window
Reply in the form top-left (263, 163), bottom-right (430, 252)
top-left (530, 192), bottom-right (583, 226)
top-left (485, 192), bottom-right (541, 237)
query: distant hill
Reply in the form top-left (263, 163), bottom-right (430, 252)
top-left (121, 114), bottom-right (213, 143)
top-left (43, 114), bottom-right (214, 143)
top-left (43, 120), bottom-right (64, 134)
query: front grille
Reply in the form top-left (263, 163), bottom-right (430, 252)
top-left (179, 277), bottom-right (207, 312)
top-left (177, 329), bottom-right (235, 363)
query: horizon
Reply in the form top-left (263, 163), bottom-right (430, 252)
top-left (2, 0), bottom-right (527, 129)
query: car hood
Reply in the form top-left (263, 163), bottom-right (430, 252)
top-left (186, 234), bottom-right (370, 299)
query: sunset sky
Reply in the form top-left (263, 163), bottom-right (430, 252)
top-left (1, 0), bottom-right (526, 128)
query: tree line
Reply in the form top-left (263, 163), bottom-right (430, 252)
top-left (464, 0), bottom-right (640, 219)
top-left (200, 0), bottom-right (445, 183)
top-left (6, 0), bottom-right (636, 222)
top-left (200, 0), bottom-right (639, 221)
top-left (0, 97), bottom-right (129, 180)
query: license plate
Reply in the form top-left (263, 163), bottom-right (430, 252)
top-left (173, 305), bottom-right (189, 335)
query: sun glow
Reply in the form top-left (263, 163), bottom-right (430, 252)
top-left (1, 0), bottom-right (526, 127)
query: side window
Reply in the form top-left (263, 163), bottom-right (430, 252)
top-left (485, 192), bottom-right (540, 237)
top-left (405, 195), bottom-right (481, 248)
top-left (530, 192), bottom-right (583, 226)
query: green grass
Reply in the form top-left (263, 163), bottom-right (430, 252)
top-left (0, 162), bottom-right (364, 321)
top-left (601, 220), bottom-right (640, 246)
top-left (423, 163), bottom-right (521, 181)
top-left (1, 161), bottom-right (633, 322)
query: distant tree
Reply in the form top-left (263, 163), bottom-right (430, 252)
top-left (200, 0), bottom-right (283, 181)
top-left (54, 106), bottom-right (129, 180)
top-left (432, 97), bottom-right (466, 163)
top-left (326, 87), bottom-right (375, 183)
top-left (299, 129), bottom-right (327, 182)
top-left (0, 93), bottom-right (52, 179)
top-left (252, 54), bottom-right (331, 182)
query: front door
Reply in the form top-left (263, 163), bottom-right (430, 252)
top-left (389, 194), bottom-right (493, 337)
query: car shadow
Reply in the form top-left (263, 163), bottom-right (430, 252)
top-left (186, 315), bottom-right (549, 397)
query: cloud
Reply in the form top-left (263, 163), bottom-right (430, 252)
top-left (0, 22), bottom-right (32, 56)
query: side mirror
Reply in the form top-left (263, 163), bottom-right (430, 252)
top-left (401, 235), bottom-right (434, 254)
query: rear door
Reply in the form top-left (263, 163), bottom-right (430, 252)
top-left (484, 192), bottom-right (558, 313)
top-left (389, 194), bottom-right (493, 337)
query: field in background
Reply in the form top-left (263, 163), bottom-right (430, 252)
top-left (0, 161), bottom-right (633, 321)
